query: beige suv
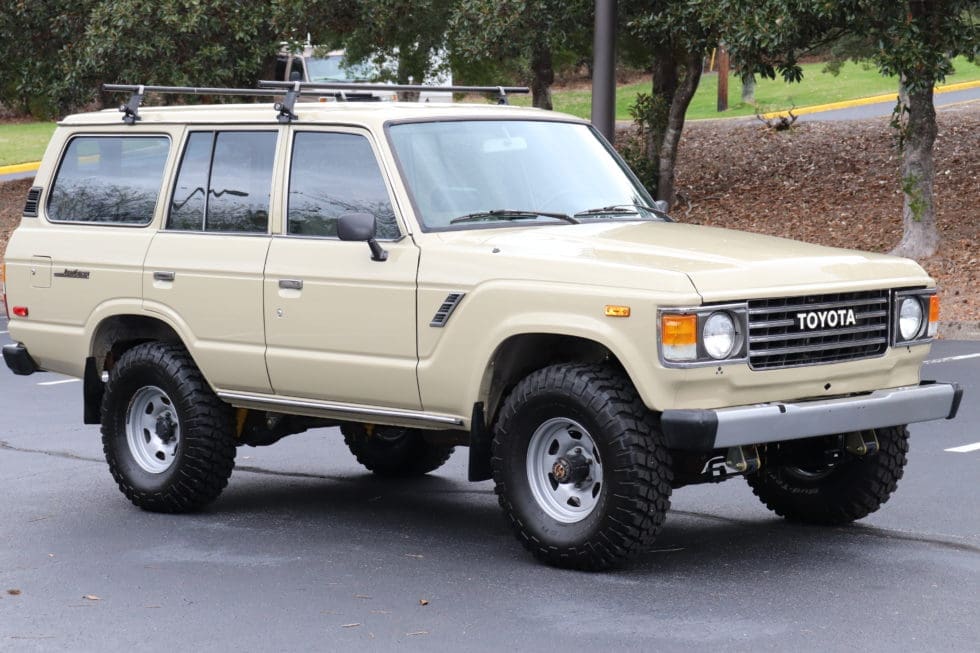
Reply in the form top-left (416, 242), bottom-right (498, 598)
top-left (2, 83), bottom-right (962, 570)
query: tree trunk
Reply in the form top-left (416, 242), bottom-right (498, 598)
top-left (891, 79), bottom-right (939, 259)
top-left (656, 50), bottom-right (703, 207)
top-left (741, 72), bottom-right (756, 105)
top-left (530, 45), bottom-right (554, 110)
top-left (643, 47), bottom-right (679, 198)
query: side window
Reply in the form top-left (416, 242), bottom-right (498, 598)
top-left (47, 136), bottom-right (169, 224)
top-left (167, 130), bottom-right (277, 233)
top-left (287, 132), bottom-right (399, 240)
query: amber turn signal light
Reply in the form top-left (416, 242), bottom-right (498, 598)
top-left (661, 314), bottom-right (697, 361)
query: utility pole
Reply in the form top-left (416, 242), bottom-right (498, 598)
top-left (591, 0), bottom-right (617, 141)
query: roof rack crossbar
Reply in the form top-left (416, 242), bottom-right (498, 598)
top-left (257, 80), bottom-right (530, 104)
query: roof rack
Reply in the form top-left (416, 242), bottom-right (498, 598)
top-left (102, 83), bottom-right (305, 124)
top-left (102, 80), bottom-right (532, 125)
top-left (257, 80), bottom-right (530, 105)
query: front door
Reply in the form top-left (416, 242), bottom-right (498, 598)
top-left (263, 129), bottom-right (420, 409)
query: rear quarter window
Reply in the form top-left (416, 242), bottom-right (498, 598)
top-left (47, 135), bottom-right (170, 224)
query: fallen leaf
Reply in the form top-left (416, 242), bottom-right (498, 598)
top-left (419, 599), bottom-right (429, 606)
top-left (405, 553), bottom-right (424, 559)
top-left (407, 631), bottom-right (429, 636)
top-left (82, 595), bottom-right (100, 601)
top-left (7, 589), bottom-right (21, 596)
top-left (341, 623), bottom-right (361, 628)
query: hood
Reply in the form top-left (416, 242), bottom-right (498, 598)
top-left (433, 221), bottom-right (931, 301)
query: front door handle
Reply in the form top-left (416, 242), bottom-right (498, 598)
top-left (278, 279), bottom-right (303, 290)
top-left (153, 271), bottom-right (175, 282)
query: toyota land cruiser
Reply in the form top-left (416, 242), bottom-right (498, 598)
top-left (1, 82), bottom-right (962, 569)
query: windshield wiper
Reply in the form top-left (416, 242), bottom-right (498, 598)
top-left (450, 209), bottom-right (579, 225)
top-left (574, 203), bottom-right (667, 219)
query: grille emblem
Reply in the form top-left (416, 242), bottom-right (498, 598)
top-left (795, 308), bottom-right (856, 331)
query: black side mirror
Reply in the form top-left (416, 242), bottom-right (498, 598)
top-left (338, 212), bottom-right (388, 262)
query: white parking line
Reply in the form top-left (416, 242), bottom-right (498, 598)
top-left (37, 378), bottom-right (80, 386)
top-left (945, 442), bottom-right (980, 453)
top-left (0, 330), bottom-right (8, 334)
top-left (924, 353), bottom-right (980, 365)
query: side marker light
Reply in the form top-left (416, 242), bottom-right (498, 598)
top-left (604, 305), bottom-right (631, 318)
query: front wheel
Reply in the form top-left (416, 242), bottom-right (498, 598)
top-left (746, 426), bottom-right (909, 525)
top-left (101, 342), bottom-right (236, 513)
top-left (492, 364), bottom-right (673, 570)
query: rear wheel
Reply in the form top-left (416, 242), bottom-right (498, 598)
top-left (492, 364), bottom-right (672, 570)
top-left (342, 424), bottom-right (454, 477)
top-left (746, 426), bottom-right (909, 525)
top-left (101, 342), bottom-right (236, 512)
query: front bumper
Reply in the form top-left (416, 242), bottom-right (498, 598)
top-left (661, 381), bottom-right (962, 451)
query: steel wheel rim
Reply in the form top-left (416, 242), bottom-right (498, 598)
top-left (526, 417), bottom-right (603, 523)
top-left (125, 385), bottom-right (180, 474)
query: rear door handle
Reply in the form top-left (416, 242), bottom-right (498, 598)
top-left (153, 271), bottom-right (175, 282)
top-left (278, 279), bottom-right (303, 290)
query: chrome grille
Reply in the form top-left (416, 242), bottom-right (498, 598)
top-left (747, 290), bottom-right (890, 370)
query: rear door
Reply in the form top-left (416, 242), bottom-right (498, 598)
top-left (143, 128), bottom-right (282, 394)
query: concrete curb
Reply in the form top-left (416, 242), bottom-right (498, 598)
top-left (760, 79), bottom-right (980, 119)
top-left (0, 161), bottom-right (40, 176)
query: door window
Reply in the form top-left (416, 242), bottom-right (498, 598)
top-left (287, 132), bottom-right (399, 239)
top-left (168, 131), bottom-right (277, 233)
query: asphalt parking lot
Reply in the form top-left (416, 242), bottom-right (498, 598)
top-left (1, 319), bottom-right (977, 652)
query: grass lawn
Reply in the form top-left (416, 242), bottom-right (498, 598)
top-left (0, 122), bottom-right (57, 166)
top-left (511, 56), bottom-right (980, 121)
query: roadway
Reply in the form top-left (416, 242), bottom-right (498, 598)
top-left (1, 318), bottom-right (977, 651)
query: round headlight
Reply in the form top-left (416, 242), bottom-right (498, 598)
top-left (703, 312), bottom-right (737, 359)
top-left (899, 297), bottom-right (924, 340)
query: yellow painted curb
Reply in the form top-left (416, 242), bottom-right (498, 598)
top-left (761, 78), bottom-right (980, 120)
top-left (0, 161), bottom-right (40, 175)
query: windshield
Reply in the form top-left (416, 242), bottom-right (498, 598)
top-left (387, 120), bottom-right (658, 230)
top-left (306, 55), bottom-right (379, 82)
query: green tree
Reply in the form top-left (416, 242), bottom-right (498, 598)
top-left (622, 1), bottom-right (719, 206)
top-left (847, 0), bottom-right (978, 258)
top-left (449, 0), bottom-right (593, 109)
top-left (74, 0), bottom-right (288, 102)
top-left (0, 1), bottom-right (95, 117)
